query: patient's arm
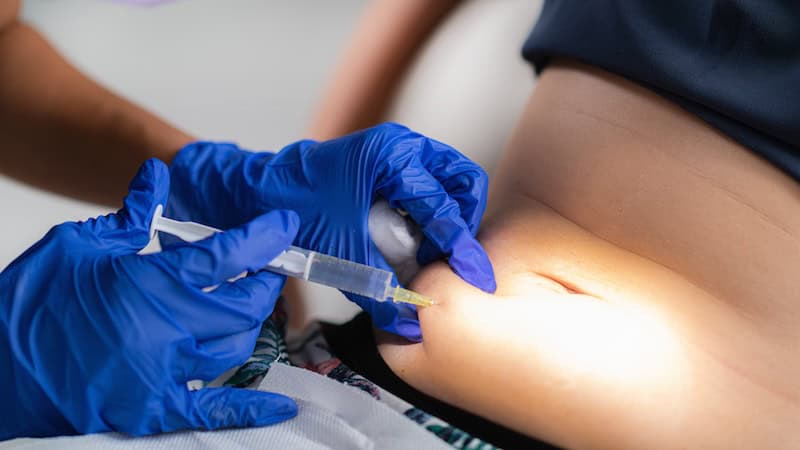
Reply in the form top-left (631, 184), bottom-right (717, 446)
top-left (0, 0), bottom-right (191, 205)
top-left (308, 0), bottom-right (460, 139)
top-left (377, 61), bottom-right (800, 450)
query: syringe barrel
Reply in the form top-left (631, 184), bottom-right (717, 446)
top-left (268, 248), bottom-right (393, 301)
top-left (152, 214), bottom-right (397, 301)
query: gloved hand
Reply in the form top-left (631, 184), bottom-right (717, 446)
top-left (167, 123), bottom-right (496, 341)
top-left (0, 159), bottom-right (299, 440)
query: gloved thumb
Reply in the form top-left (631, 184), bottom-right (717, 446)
top-left (178, 387), bottom-right (298, 431)
top-left (87, 158), bottom-right (171, 250)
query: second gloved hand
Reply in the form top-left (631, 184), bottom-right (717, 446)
top-left (167, 123), bottom-right (496, 341)
top-left (0, 160), bottom-right (300, 440)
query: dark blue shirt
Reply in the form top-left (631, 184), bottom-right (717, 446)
top-left (522, 0), bottom-right (800, 181)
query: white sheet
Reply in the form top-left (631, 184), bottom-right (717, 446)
top-left (1, 364), bottom-right (450, 450)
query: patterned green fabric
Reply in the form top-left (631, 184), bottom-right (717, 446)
top-left (223, 298), bottom-right (499, 450)
top-left (405, 409), bottom-right (498, 450)
top-left (223, 308), bottom-right (288, 388)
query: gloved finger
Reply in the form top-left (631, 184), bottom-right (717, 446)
top-left (84, 158), bottom-right (170, 250)
top-left (377, 156), bottom-right (496, 293)
top-left (118, 260), bottom-right (284, 342)
top-left (169, 386), bottom-right (297, 432)
top-left (417, 139), bottom-right (489, 235)
top-left (196, 325), bottom-right (262, 369)
top-left (180, 271), bottom-right (285, 342)
top-left (415, 140), bottom-right (490, 276)
top-left (171, 326), bottom-right (261, 383)
top-left (335, 237), bottom-right (422, 339)
top-left (415, 231), bottom-right (497, 293)
top-left (187, 327), bottom-right (262, 381)
top-left (208, 270), bottom-right (286, 328)
top-left (165, 141), bottom-right (250, 229)
top-left (345, 292), bottom-right (421, 342)
top-left (152, 210), bottom-right (299, 287)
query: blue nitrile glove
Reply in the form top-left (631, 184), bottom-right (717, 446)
top-left (167, 123), bottom-right (496, 341)
top-left (0, 159), bottom-right (299, 440)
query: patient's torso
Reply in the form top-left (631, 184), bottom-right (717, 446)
top-left (486, 59), bottom-right (800, 440)
top-left (491, 59), bottom-right (800, 326)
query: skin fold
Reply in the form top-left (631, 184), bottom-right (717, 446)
top-left (376, 61), bottom-right (800, 450)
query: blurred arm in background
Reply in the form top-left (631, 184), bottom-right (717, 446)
top-left (308, 0), bottom-right (460, 140)
top-left (0, 0), bottom-right (192, 206)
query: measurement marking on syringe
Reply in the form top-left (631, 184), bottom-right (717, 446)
top-left (303, 252), bottom-right (315, 280)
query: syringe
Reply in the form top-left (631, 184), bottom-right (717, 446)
top-left (148, 206), bottom-right (435, 307)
